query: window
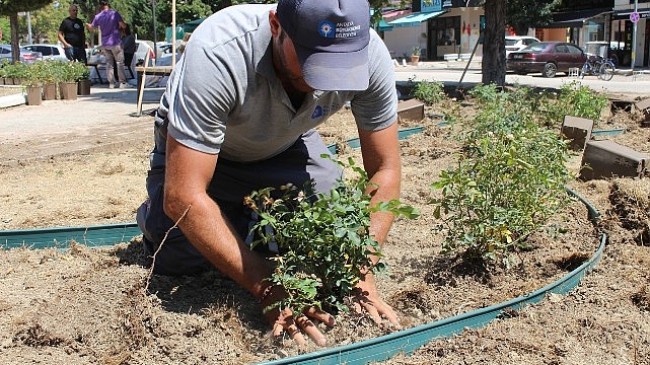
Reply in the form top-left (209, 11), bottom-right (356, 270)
top-left (555, 44), bottom-right (569, 54)
top-left (567, 44), bottom-right (583, 55)
top-left (431, 16), bottom-right (460, 46)
top-left (38, 46), bottom-right (52, 56)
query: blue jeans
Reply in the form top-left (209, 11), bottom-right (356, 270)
top-left (65, 46), bottom-right (87, 64)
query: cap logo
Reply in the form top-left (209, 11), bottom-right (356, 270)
top-left (318, 21), bottom-right (335, 38)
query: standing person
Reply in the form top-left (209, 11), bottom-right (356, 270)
top-left (58, 4), bottom-right (87, 64)
top-left (119, 24), bottom-right (136, 79)
top-left (86, 1), bottom-right (127, 88)
top-left (136, 0), bottom-right (401, 347)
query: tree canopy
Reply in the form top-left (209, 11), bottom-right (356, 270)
top-left (0, 0), bottom-right (52, 16)
top-left (506, 0), bottom-right (561, 35)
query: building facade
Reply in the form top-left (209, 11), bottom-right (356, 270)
top-left (380, 0), bottom-right (484, 61)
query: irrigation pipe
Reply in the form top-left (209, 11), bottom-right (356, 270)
top-left (0, 126), bottom-right (606, 365)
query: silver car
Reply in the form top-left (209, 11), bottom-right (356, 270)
top-left (21, 44), bottom-right (68, 62)
top-left (0, 44), bottom-right (43, 64)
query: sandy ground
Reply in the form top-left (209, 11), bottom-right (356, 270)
top-left (0, 85), bottom-right (649, 364)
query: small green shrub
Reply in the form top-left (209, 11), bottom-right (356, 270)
top-left (467, 83), bottom-right (501, 104)
top-left (541, 81), bottom-right (608, 127)
top-left (413, 80), bottom-right (446, 105)
top-left (433, 91), bottom-right (571, 267)
top-left (246, 157), bottom-right (418, 314)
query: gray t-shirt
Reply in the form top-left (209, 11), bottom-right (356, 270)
top-left (151, 4), bottom-right (397, 169)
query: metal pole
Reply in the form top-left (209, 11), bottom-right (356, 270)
top-left (27, 12), bottom-right (33, 44)
top-left (152, 0), bottom-right (158, 65)
top-left (172, 0), bottom-right (176, 67)
top-left (631, 0), bottom-right (638, 69)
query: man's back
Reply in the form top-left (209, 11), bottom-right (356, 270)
top-left (92, 9), bottom-right (122, 46)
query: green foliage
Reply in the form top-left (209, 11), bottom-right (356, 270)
top-left (413, 80), bottom-right (445, 105)
top-left (16, 0), bottom-right (70, 44)
top-left (467, 83), bottom-right (501, 104)
top-left (1, 61), bottom-right (28, 79)
top-left (369, 0), bottom-right (408, 27)
top-left (69, 60), bottom-right (90, 80)
top-left (506, 0), bottom-right (561, 35)
top-left (246, 157), bottom-right (418, 314)
top-left (0, 0), bottom-right (52, 16)
top-left (540, 82), bottom-right (608, 127)
top-left (0, 17), bottom-right (9, 41)
top-left (432, 88), bottom-right (571, 267)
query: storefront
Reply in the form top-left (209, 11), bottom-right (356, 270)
top-left (612, 3), bottom-right (650, 67)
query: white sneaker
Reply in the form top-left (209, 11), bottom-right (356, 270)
top-left (108, 83), bottom-right (115, 89)
top-left (119, 83), bottom-right (131, 89)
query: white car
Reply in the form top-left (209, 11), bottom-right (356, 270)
top-left (0, 44), bottom-right (42, 63)
top-left (505, 36), bottom-right (540, 57)
top-left (21, 44), bottom-right (68, 62)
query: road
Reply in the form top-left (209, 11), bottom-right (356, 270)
top-left (394, 63), bottom-right (650, 97)
top-left (1, 65), bottom-right (648, 164)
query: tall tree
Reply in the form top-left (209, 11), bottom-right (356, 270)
top-left (0, 0), bottom-right (51, 62)
top-left (481, 0), bottom-right (505, 85)
top-left (506, 0), bottom-right (560, 35)
top-left (17, 0), bottom-right (70, 44)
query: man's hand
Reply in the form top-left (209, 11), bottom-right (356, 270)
top-left (351, 271), bottom-right (401, 329)
top-left (260, 285), bottom-right (335, 347)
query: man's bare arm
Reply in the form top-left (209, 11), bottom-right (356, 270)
top-left (163, 135), bottom-right (272, 298)
top-left (163, 135), bottom-right (334, 346)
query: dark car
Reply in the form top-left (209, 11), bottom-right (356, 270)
top-left (506, 42), bottom-right (588, 78)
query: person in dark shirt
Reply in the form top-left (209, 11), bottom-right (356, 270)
top-left (58, 4), bottom-right (87, 64)
top-left (120, 24), bottom-right (136, 79)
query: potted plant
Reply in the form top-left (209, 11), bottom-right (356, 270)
top-left (56, 61), bottom-right (78, 101)
top-left (410, 46), bottom-right (421, 65)
top-left (23, 71), bottom-right (43, 106)
top-left (34, 61), bottom-right (58, 100)
top-left (0, 60), bottom-right (7, 85)
top-left (3, 62), bottom-right (28, 85)
top-left (72, 61), bottom-right (91, 95)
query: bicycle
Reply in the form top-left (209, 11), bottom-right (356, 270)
top-left (580, 56), bottom-right (615, 81)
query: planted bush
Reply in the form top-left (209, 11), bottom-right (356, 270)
top-left (413, 79), bottom-right (445, 105)
top-left (245, 157), bottom-right (418, 314)
top-left (541, 81), bottom-right (608, 127)
top-left (432, 91), bottom-right (571, 267)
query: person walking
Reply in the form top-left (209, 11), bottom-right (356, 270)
top-left (86, 1), bottom-right (128, 88)
top-left (136, 0), bottom-right (401, 347)
top-left (58, 4), bottom-right (87, 64)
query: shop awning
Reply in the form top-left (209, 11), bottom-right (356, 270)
top-left (387, 11), bottom-right (446, 28)
top-left (545, 8), bottom-right (611, 28)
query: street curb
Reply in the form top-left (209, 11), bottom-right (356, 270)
top-left (0, 87), bottom-right (25, 109)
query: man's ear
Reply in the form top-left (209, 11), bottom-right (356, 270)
top-left (269, 10), bottom-right (281, 37)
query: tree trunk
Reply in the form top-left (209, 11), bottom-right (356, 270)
top-left (9, 12), bottom-right (20, 64)
top-left (481, 0), bottom-right (506, 86)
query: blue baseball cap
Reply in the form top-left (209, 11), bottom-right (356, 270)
top-left (277, 0), bottom-right (371, 91)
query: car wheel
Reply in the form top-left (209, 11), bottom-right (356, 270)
top-left (542, 63), bottom-right (557, 78)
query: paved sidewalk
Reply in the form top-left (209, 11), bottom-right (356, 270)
top-left (0, 86), bottom-right (165, 164)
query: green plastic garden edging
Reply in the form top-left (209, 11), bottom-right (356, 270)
top-left (0, 125), bottom-right (606, 365)
top-left (591, 128), bottom-right (625, 138)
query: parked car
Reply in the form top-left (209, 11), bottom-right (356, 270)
top-left (21, 43), bottom-right (68, 62)
top-left (506, 42), bottom-right (588, 78)
top-left (505, 35), bottom-right (540, 57)
top-left (134, 40), bottom-right (156, 66)
top-left (0, 44), bottom-right (43, 64)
